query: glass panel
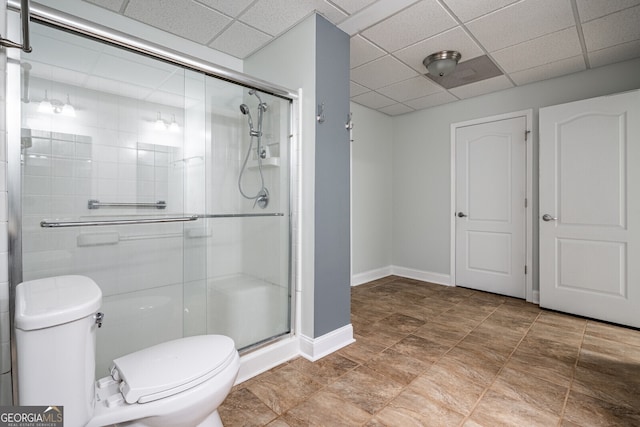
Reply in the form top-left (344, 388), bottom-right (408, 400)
top-left (204, 79), bottom-right (291, 350)
top-left (20, 23), bottom-right (193, 376)
top-left (17, 22), bottom-right (292, 376)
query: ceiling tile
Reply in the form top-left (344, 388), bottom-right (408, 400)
top-left (510, 55), bottom-right (586, 85)
top-left (394, 26), bottom-right (484, 73)
top-left (196, 0), bottom-right (255, 17)
top-left (330, 0), bottom-right (378, 15)
top-left (314, 0), bottom-right (350, 23)
top-left (588, 39), bottom-right (640, 68)
top-left (491, 27), bottom-right (582, 73)
top-left (362, 0), bottom-right (457, 52)
top-left (125, 0), bottom-right (231, 44)
top-left (442, 0), bottom-right (520, 23)
top-left (209, 22), bottom-right (273, 59)
top-left (350, 81), bottom-right (370, 97)
top-left (379, 103), bottom-right (415, 115)
top-left (582, 5), bottom-right (640, 52)
top-left (235, 0), bottom-right (315, 36)
top-left (351, 91), bottom-right (396, 109)
top-left (377, 76), bottom-right (442, 102)
top-left (403, 91), bottom-right (458, 109)
top-left (466, 0), bottom-right (575, 52)
top-left (576, 0), bottom-right (640, 22)
top-left (448, 75), bottom-right (513, 99)
top-left (240, 0), bottom-right (345, 36)
top-left (350, 55), bottom-right (419, 89)
top-left (351, 35), bottom-right (386, 68)
top-left (84, 0), bottom-right (125, 12)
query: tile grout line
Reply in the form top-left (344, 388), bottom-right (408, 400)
top-left (352, 293), bottom-right (482, 426)
top-left (459, 307), bottom-right (543, 426)
top-left (556, 318), bottom-right (588, 426)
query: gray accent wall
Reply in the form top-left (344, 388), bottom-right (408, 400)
top-left (313, 15), bottom-right (350, 337)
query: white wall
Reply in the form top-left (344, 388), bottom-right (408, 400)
top-left (392, 58), bottom-right (640, 289)
top-left (350, 102), bottom-right (393, 284)
top-left (244, 15), bottom-right (317, 339)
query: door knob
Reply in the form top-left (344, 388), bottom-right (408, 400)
top-left (542, 214), bottom-right (557, 222)
top-left (457, 212), bottom-right (467, 218)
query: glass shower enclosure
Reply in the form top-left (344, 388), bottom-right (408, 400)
top-left (12, 22), bottom-right (293, 376)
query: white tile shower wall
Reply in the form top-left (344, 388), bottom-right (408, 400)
top-left (21, 78), bottom-right (186, 298)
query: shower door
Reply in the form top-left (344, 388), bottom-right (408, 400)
top-left (12, 20), bottom-right (292, 379)
top-left (190, 77), bottom-right (292, 351)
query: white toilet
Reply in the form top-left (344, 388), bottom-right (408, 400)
top-left (14, 275), bottom-right (240, 427)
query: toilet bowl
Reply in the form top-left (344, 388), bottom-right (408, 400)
top-left (14, 275), bottom-right (240, 427)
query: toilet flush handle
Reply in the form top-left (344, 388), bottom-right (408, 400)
top-left (95, 312), bottom-right (105, 328)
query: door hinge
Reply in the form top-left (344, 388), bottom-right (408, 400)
top-left (525, 265), bottom-right (528, 274)
top-left (525, 130), bottom-right (531, 141)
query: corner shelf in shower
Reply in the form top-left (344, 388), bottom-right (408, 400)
top-left (248, 157), bottom-right (280, 169)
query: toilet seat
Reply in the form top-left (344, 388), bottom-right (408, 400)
top-left (110, 335), bottom-right (236, 404)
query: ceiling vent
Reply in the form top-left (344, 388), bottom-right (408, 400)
top-left (425, 55), bottom-right (503, 89)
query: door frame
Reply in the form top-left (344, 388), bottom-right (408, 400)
top-left (450, 109), bottom-right (534, 302)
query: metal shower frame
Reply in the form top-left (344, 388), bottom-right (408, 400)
top-left (5, 0), bottom-right (299, 403)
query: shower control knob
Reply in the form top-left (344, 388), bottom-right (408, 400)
top-left (457, 212), bottom-right (468, 218)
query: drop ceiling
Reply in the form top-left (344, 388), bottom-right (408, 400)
top-left (82, 0), bottom-right (640, 116)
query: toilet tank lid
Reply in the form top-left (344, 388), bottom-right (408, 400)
top-left (15, 275), bottom-right (102, 331)
top-left (112, 335), bottom-right (237, 404)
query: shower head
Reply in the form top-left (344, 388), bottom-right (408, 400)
top-left (240, 103), bottom-right (255, 130)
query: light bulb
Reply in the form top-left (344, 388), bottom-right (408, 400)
top-left (169, 114), bottom-right (179, 132)
top-left (62, 94), bottom-right (76, 117)
top-left (38, 90), bottom-right (53, 114)
top-left (154, 112), bottom-right (166, 131)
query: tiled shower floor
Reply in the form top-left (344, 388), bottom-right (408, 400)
top-left (218, 276), bottom-right (640, 426)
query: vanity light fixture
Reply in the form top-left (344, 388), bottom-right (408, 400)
top-left (38, 90), bottom-right (76, 116)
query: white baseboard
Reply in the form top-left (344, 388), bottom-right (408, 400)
top-left (236, 336), bottom-right (300, 384)
top-left (299, 324), bottom-right (355, 362)
top-left (391, 265), bottom-right (452, 286)
top-left (351, 266), bottom-right (393, 286)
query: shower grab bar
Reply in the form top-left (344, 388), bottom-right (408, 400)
top-left (201, 213), bottom-right (285, 218)
top-left (40, 215), bottom-right (199, 228)
top-left (88, 199), bottom-right (167, 210)
top-left (0, 0), bottom-right (32, 52)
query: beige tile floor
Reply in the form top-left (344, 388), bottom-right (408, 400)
top-left (218, 276), bottom-right (640, 426)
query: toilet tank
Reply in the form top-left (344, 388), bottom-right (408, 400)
top-left (15, 275), bottom-right (103, 427)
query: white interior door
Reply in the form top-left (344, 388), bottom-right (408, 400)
top-left (455, 117), bottom-right (527, 298)
top-left (539, 90), bottom-right (640, 328)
